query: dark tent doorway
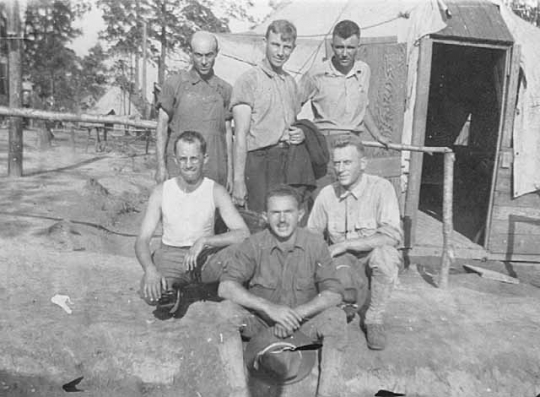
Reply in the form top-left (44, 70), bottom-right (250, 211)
top-left (419, 42), bottom-right (507, 246)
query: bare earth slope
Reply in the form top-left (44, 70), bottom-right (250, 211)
top-left (1, 129), bottom-right (539, 397)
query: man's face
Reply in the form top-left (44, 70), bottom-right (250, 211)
top-left (174, 140), bottom-right (207, 184)
top-left (265, 195), bottom-right (304, 241)
top-left (191, 38), bottom-right (217, 77)
top-left (264, 31), bottom-right (295, 71)
top-left (333, 145), bottom-right (366, 189)
top-left (331, 34), bottom-right (360, 71)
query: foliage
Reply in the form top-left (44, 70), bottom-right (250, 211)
top-left (23, 0), bottom-right (107, 111)
top-left (98, 0), bottom-right (230, 85)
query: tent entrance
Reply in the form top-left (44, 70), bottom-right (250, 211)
top-left (419, 42), bottom-right (507, 248)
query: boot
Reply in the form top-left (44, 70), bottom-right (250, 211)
top-left (316, 345), bottom-right (344, 397)
top-left (217, 333), bottom-right (250, 397)
top-left (364, 279), bottom-right (394, 350)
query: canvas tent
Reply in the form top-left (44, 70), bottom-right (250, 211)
top-left (215, 0), bottom-right (540, 261)
top-left (91, 86), bottom-right (143, 118)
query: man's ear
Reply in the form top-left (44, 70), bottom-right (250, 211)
top-left (359, 156), bottom-right (368, 171)
top-left (203, 154), bottom-right (209, 165)
top-left (298, 207), bottom-right (306, 223)
top-left (261, 211), bottom-right (268, 224)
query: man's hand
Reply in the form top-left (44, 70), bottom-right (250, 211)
top-left (288, 126), bottom-right (305, 145)
top-left (232, 180), bottom-right (248, 207)
top-left (143, 267), bottom-right (167, 302)
top-left (329, 242), bottom-right (348, 258)
top-left (273, 323), bottom-right (294, 339)
top-left (154, 167), bottom-right (169, 184)
top-left (264, 303), bottom-right (303, 332)
top-left (185, 238), bottom-right (206, 271)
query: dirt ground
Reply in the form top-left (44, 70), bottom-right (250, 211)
top-left (1, 127), bottom-right (539, 397)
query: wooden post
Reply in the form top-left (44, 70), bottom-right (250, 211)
top-left (404, 37), bottom-right (433, 247)
top-left (142, 21), bottom-right (148, 116)
top-left (438, 152), bottom-right (455, 289)
top-left (7, 0), bottom-right (23, 177)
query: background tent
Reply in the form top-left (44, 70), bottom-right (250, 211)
top-left (91, 86), bottom-right (142, 118)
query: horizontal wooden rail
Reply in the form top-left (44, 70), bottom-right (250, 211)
top-left (0, 106), bottom-right (157, 130)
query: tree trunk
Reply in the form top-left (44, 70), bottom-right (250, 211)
top-left (158, 2), bottom-right (167, 85)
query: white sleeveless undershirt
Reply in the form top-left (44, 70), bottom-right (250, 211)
top-left (161, 177), bottom-right (215, 247)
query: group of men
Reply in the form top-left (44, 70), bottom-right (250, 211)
top-left (136, 19), bottom-right (402, 397)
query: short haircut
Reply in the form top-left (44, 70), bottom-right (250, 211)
top-left (333, 20), bottom-right (361, 39)
top-left (265, 19), bottom-right (297, 43)
top-left (173, 130), bottom-right (207, 156)
top-left (333, 134), bottom-right (366, 157)
top-left (265, 184), bottom-right (301, 211)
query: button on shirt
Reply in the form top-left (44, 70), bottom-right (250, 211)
top-left (298, 58), bottom-right (371, 132)
top-left (307, 174), bottom-right (402, 245)
top-left (221, 228), bottom-right (343, 308)
top-left (230, 59), bottom-right (300, 151)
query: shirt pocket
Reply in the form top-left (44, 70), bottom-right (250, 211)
top-left (354, 219), bottom-right (377, 237)
top-left (328, 219), bottom-right (346, 238)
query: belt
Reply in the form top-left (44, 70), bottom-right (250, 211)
top-left (320, 129), bottom-right (359, 137)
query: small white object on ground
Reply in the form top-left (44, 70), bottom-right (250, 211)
top-left (51, 294), bottom-right (74, 314)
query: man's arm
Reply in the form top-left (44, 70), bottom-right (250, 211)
top-left (225, 120), bottom-right (234, 193)
top-left (184, 184), bottom-right (250, 269)
top-left (364, 108), bottom-right (390, 148)
top-left (134, 185), bottom-right (166, 301)
top-left (218, 280), bottom-right (303, 333)
top-left (329, 234), bottom-right (398, 258)
top-left (232, 104), bottom-right (251, 207)
top-left (155, 108), bottom-right (170, 183)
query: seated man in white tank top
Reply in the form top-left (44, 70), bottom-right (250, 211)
top-left (135, 131), bottom-right (249, 319)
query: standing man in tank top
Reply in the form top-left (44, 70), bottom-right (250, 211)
top-left (135, 131), bottom-right (249, 319)
top-left (155, 31), bottom-right (233, 190)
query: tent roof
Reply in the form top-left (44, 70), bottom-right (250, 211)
top-left (90, 86), bottom-right (142, 118)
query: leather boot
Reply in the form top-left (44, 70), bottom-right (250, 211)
top-left (217, 332), bottom-right (250, 397)
top-left (316, 344), bottom-right (343, 397)
top-left (364, 279), bottom-right (394, 350)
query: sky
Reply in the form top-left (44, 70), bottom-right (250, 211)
top-left (69, 0), bottom-right (275, 57)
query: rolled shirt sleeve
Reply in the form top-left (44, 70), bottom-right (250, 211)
top-left (230, 71), bottom-right (256, 110)
top-left (157, 74), bottom-right (182, 119)
top-left (313, 239), bottom-right (344, 298)
top-left (220, 239), bottom-right (257, 285)
top-left (375, 179), bottom-right (403, 245)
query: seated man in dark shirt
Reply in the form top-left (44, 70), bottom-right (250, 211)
top-left (217, 185), bottom-right (347, 397)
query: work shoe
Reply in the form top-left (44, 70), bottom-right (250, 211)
top-left (365, 323), bottom-right (386, 350)
top-left (338, 303), bottom-right (359, 323)
top-left (153, 288), bottom-right (181, 320)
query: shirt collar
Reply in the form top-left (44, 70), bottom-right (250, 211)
top-left (325, 57), bottom-right (364, 78)
top-left (262, 228), bottom-right (307, 252)
top-left (335, 174), bottom-right (367, 200)
top-left (259, 58), bottom-right (287, 80)
top-left (188, 67), bottom-right (216, 86)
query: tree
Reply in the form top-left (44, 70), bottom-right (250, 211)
top-left (98, 0), bottom-right (230, 86)
top-left (23, 0), bottom-right (90, 110)
top-left (79, 44), bottom-right (109, 103)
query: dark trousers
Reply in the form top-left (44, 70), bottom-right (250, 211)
top-left (245, 145), bottom-right (288, 213)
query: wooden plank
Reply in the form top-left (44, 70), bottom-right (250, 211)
top-left (491, 219), bottom-right (540, 235)
top-left (365, 157), bottom-right (401, 177)
top-left (489, 233), bottom-right (540, 255)
top-left (494, 166), bottom-right (512, 193)
top-left (430, 38), bottom-right (510, 50)
top-left (484, 46), bottom-right (511, 248)
top-left (487, 252), bottom-right (540, 263)
top-left (404, 38), bottom-right (433, 248)
top-left (462, 263), bottom-right (519, 284)
top-left (501, 45), bottom-right (520, 149)
top-left (491, 205), bottom-right (540, 220)
top-left (493, 190), bottom-right (540, 208)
